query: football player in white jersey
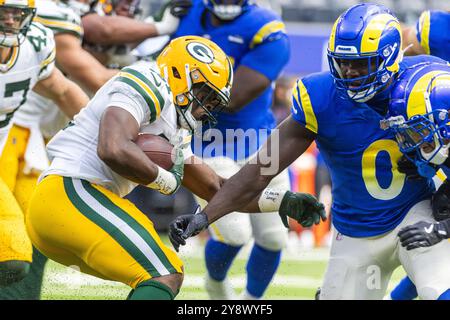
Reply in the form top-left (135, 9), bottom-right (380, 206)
top-left (0, 0), bottom-right (189, 299)
top-left (25, 36), bottom-right (324, 299)
top-left (0, 0), bottom-right (88, 287)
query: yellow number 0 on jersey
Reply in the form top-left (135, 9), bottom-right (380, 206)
top-left (362, 139), bottom-right (406, 200)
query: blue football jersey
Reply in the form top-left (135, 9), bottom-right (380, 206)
top-left (290, 56), bottom-right (448, 237)
top-left (172, 0), bottom-right (290, 160)
top-left (416, 10), bottom-right (450, 62)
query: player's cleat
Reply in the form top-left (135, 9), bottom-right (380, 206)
top-left (205, 275), bottom-right (237, 300)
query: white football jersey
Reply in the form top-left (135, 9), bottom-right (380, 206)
top-left (13, 0), bottom-right (82, 138)
top-left (44, 60), bottom-right (192, 197)
top-left (0, 22), bottom-right (56, 154)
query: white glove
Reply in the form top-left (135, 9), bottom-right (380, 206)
top-left (151, 7), bottom-right (180, 36)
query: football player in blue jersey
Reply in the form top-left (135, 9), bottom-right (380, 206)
top-left (382, 63), bottom-right (450, 300)
top-left (169, 3), bottom-right (450, 300)
top-left (387, 8), bottom-right (449, 299)
top-left (402, 10), bottom-right (450, 61)
top-left (170, 0), bottom-right (291, 300)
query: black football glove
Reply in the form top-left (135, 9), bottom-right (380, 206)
top-left (398, 220), bottom-right (450, 250)
top-left (279, 191), bottom-right (327, 228)
top-left (432, 180), bottom-right (450, 221)
top-left (169, 211), bottom-right (208, 252)
top-left (397, 154), bottom-right (423, 180)
top-left (168, 0), bottom-right (192, 17)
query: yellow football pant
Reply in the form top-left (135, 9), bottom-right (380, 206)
top-left (0, 125), bottom-right (35, 263)
top-left (26, 175), bottom-right (183, 288)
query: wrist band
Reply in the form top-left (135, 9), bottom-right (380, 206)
top-left (258, 188), bottom-right (287, 213)
top-left (147, 166), bottom-right (178, 195)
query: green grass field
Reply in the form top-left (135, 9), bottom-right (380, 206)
top-left (40, 234), bottom-right (407, 300)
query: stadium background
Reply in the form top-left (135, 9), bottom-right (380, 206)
top-left (40, 0), bottom-right (448, 299)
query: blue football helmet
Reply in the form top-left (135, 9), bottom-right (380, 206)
top-left (203, 0), bottom-right (251, 21)
top-left (327, 3), bottom-right (403, 102)
top-left (381, 63), bottom-right (450, 169)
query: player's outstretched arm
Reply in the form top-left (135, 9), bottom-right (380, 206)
top-left (81, 1), bottom-right (185, 46)
top-left (169, 116), bottom-right (324, 251)
top-left (33, 67), bottom-right (89, 119)
top-left (55, 33), bottom-right (118, 93)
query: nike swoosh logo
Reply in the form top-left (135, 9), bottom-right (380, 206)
top-left (424, 225), bottom-right (434, 233)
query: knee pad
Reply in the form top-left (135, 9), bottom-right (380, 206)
top-left (209, 215), bottom-right (252, 247)
top-left (254, 227), bottom-right (288, 251)
top-left (0, 260), bottom-right (30, 286)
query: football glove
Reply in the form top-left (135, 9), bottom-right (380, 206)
top-left (432, 180), bottom-right (450, 221)
top-left (278, 191), bottom-right (326, 228)
top-left (397, 154), bottom-right (423, 180)
top-left (398, 220), bottom-right (450, 250)
top-left (169, 209), bottom-right (208, 252)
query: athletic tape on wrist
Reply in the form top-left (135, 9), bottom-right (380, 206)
top-left (258, 188), bottom-right (287, 213)
top-left (147, 166), bottom-right (178, 195)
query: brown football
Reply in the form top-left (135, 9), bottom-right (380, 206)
top-left (135, 134), bottom-right (174, 170)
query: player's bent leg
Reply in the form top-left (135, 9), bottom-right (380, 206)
top-left (320, 228), bottom-right (398, 300)
top-left (26, 175), bottom-right (184, 299)
top-left (128, 273), bottom-right (184, 300)
top-left (196, 157), bottom-right (252, 300)
top-left (242, 169), bottom-right (289, 299)
top-left (0, 177), bottom-right (32, 286)
top-left (397, 200), bottom-right (450, 300)
top-left (388, 276), bottom-right (418, 300)
top-left (0, 163), bottom-right (48, 299)
top-left (0, 261), bottom-right (30, 287)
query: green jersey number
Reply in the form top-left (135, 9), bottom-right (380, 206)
top-left (0, 79), bottom-right (31, 128)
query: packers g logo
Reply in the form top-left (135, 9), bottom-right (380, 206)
top-left (186, 42), bottom-right (215, 64)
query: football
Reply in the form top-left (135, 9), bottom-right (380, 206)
top-left (135, 134), bottom-right (174, 170)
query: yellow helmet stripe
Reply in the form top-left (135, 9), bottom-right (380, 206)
top-left (293, 80), bottom-right (318, 134)
top-left (28, 0), bottom-right (35, 7)
top-left (418, 11), bottom-right (431, 55)
top-left (406, 71), bottom-right (450, 118)
top-left (250, 21), bottom-right (285, 49)
top-left (328, 18), bottom-right (339, 52)
top-left (361, 14), bottom-right (400, 53)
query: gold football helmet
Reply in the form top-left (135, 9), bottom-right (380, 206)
top-left (157, 35), bottom-right (233, 132)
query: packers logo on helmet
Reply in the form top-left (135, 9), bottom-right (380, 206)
top-left (186, 42), bottom-right (215, 64)
top-left (0, 0), bottom-right (36, 47)
top-left (327, 3), bottom-right (403, 102)
top-left (157, 35), bottom-right (233, 132)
